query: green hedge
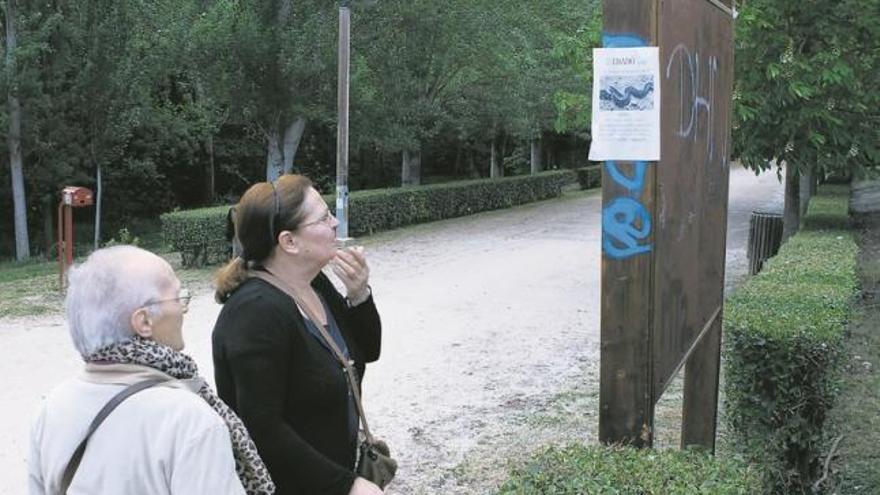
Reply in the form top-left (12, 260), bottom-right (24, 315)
top-left (346, 170), bottom-right (576, 235)
top-left (723, 186), bottom-right (858, 493)
top-left (162, 170), bottom-right (579, 267)
top-left (498, 444), bottom-right (761, 494)
top-left (575, 165), bottom-right (602, 190)
top-left (160, 205), bottom-right (231, 267)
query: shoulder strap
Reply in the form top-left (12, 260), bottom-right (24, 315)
top-left (60, 377), bottom-right (168, 493)
top-left (250, 270), bottom-right (376, 444)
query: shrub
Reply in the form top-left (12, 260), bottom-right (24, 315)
top-left (102, 227), bottom-right (141, 248)
top-left (574, 165), bottom-right (602, 190)
top-left (723, 186), bottom-right (858, 493)
top-left (498, 444), bottom-right (761, 494)
top-left (804, 184), bottom-right (850, 230)
top-left (161, 205), bottom-right (230, 267)
top-left (162, 171), bottom-right (577, 267)
top-left (345, 170), bottom-right (576, 235)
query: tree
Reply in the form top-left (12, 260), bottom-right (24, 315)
top-left (547, 0), bottom-right (601, 137)
top-left (3, 0), bottom-right (29, 260)
top-left (501, 0), bottom-right (597, 174)
top-left (732, 0), bottom-right (879, 239)
top-left (192, 0), bottom-right (337, 182)
top-left (3, 0), bottom-right (215, 252)
top-left (354, 0), bottom-right (505, 185)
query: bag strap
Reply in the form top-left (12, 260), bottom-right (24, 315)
top-left (250, 270), bottom-right (376, 444)
top-left (60, 377), bottom-right (168, 493)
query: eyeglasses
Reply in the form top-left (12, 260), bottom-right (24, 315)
top-left (144, 289), bottom-right (191, 310)
top-left (300, 208), bottom-right (335, 228)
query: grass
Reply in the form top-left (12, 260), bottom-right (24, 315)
top-left (0, 251), bottom-right (216, 320)
top-left (0, 258), bottom-right (57, 283)
top-left (827, 221), bottom-right (880, 493)
top-left (498, 444), bottom-right (761, 494)
top-left (827, 308), bottom-right (880, 493)
top-left (0, 217), bottom-right (199, 319)
top-left (0, 266), bottom-right (62, 318)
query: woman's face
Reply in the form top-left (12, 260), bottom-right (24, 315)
top-left (292, 187), bottom-right (339, 266)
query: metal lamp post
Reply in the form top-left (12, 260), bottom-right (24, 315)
top-left (335, 0), bottom-right (352, 241)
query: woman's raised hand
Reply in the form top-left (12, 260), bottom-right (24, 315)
top-left (331, 246), bottom-right (371, 305)
top-left (349, 477), bottom-right (383, 495)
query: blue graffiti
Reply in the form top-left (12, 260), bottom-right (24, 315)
top-left (603, 198), bottom-right (653, 259)
top-left (600, 33), bottom-right (653, 260)
top-left (603, 160), bottom-right (654, 259)
top-left (602, 33), bottom-right (648, 48)
top-left (605, 161), bottom-right (647, 193)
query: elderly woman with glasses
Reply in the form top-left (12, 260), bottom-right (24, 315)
top-left (29, 245), bottom-right (274, 495)
top-left (213, 175), bottom-right (384, 495)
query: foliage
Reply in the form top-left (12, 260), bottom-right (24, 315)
top-left (732, 0), bottom-right (880, 177)
top-left (161, 205), bottom-right (231, 268)
top-left (190, 0), bottom-right (338, 179)
top-left (498, 444), bottom-right (761, 494)
top-left (102, 227), bottom-right (141, 248)
top-left (574, 165), bottom-right (601, 190)
top-left (723, 186), bottom-right (858, 493)
top-left (1, 0), bottom-right (603, 259)
top-left (0, 0), bottom-right (216, 255)
top-left (548, 0), bottom-right (602, 135)
top-left (162, 170), bottom-right (576, 267)
top-left (349, 0), bottom-right (596, 179)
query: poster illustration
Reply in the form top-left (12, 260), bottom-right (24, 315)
top-left (588, 47), bottom-right (660, 161)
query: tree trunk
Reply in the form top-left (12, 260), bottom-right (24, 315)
top-left (94, 162), bottom-right (102, 249)
top-left (530, 138), bottom-right (542, 175)
top-left (490, 138), bottom-right (501, 178)
top-left (799, 167), bottom-right (813, 219)
top-left (194, 80), bottom-right (216, 204)
top-left (401, 149), bottom-right (422, 186)
top-left (6, 0), bottom-right (29, 261)
top-left (204, 134), bottom-right (215, 204)
top-left (467, 149), bottom-right (478, 178)
top-left (265, 125), bottom-right (283, 182)
top-left (782, 164), bottom-right (800, 242)
top-left (278, 0), bottom-right (291, 21)
top-left (43, 194), bottom-right (53, 260)
top-left (282, 117), bottom-right (306, 175)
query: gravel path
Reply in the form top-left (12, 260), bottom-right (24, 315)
top-left (0, 164), bottom-right (783, 495)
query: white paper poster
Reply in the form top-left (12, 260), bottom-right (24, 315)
top-left (588, 47), bottom-right (660, 161)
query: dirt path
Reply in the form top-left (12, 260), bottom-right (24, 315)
top-left (0, 164), bottom-right (783, 495)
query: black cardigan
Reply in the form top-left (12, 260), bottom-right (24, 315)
top-left (212, 272), bottom-right (382, 495)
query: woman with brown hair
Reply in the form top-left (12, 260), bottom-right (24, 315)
top-left (212, 175), bottom-right (384, 495)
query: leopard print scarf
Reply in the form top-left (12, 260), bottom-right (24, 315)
top-left (87, 336), bottom-right (275, 495)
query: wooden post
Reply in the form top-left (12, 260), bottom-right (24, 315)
top-left (682, 315), bottom-right (721, 451)
top-left (599, 0), bottom-right (658, 447)
top-left (57, 202), bottom-right (65, 290)
top-left (599, 0), bottom-right (733, 450)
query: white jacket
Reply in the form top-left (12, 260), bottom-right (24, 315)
top-left (29, 363), bottom-right (246, 495)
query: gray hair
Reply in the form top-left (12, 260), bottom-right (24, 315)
top-left (65, 245), bottom-right (174, 358)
